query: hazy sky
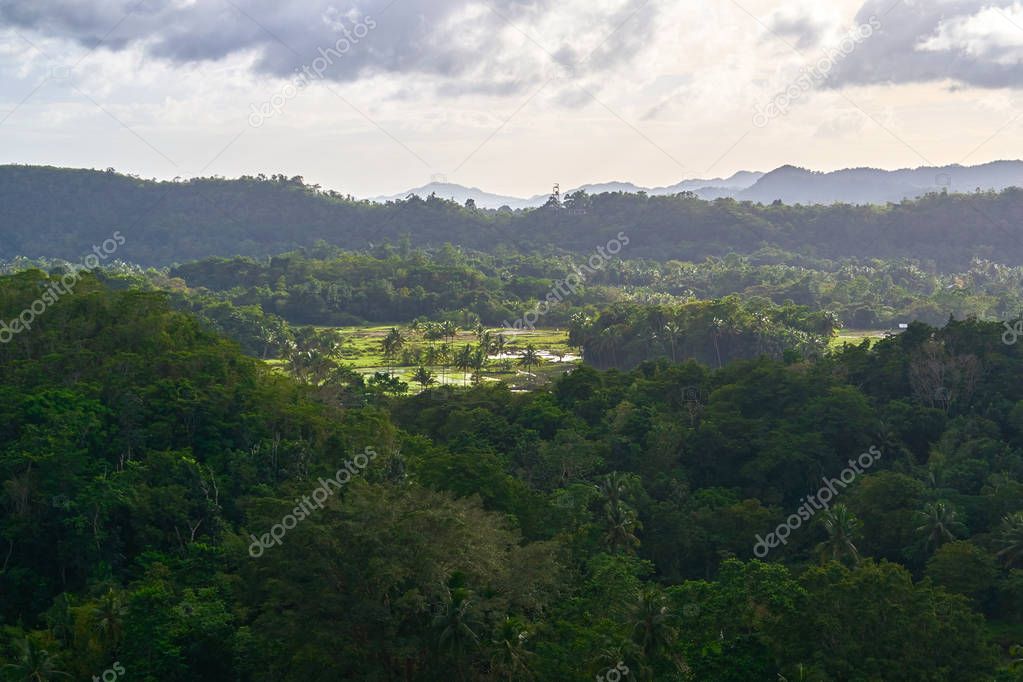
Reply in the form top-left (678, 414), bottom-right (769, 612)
top-left (2, 0), bottom-right (1022, 198)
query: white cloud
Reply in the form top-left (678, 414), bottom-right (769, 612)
top-left (918, 2), bottom-right (1023, 65)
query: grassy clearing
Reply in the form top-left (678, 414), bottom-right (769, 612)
top-left (829, 329), bottom-right (888, 350)
top-left (319, 325), bottom-right (580, 390)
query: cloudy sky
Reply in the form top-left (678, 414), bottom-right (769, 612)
top-left (1, 0), bottom-right (1022, 198)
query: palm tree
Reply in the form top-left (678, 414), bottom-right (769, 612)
top-left (437, 342), bottom-right (451, 384)
top-left (380, 327), bottom-right (406, 374)
top-left (711, 317), bottom-right (725, 368)
top-left (518, 344), bottom-right (541, 384)
top-left (662, 321), bottom-right (682, 363)
top-left (441, 320), bottom-right (458, 344)
top-left (91, 588), bottom-right (127, 655)
top-left (489, 618), bottom-right (535, 681)
top-left (997, 512), bottom-right (1023, 567)
top-left (1, 639), bottom-right (71, 681)
top-left (285, 345), bottom-right (312, 381)
top-left (599, 473), bottom-right (641, 553)
top-left (423, 345), bottom-right (443, 384)
top-left (306, 350), bottom-right (335, 386)
top-left (411, 366), bottom-right (435, 390)
top-left (494, 333), bottom-right (508, 357)
top-left (630, 587), bottom-right (685, 680)
top-left (816, 504), bottom-right (863, 566)
top-left (470, 346), bottom-right (487, 385)
top-left (432, 591), bottom-right (481, 678)
top-left (599, 471), bottom-right (631, 509)
top-left (478, 330), bottom-right (493, 356)
top-left (604, 500), bottom-right (641, 554)
top-left (454, 344), bottom-right (475, 385)
top-left (424, 322), bottom-right (445, 344)
top-left (915, 501), bottom-right (965, 553)
top-left (597, 327), bottom-right (622, 368)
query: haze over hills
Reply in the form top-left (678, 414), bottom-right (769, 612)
top-left (372, 161), bottom-right (1023, 208)
top-left (370, 171), bottom-right (766, 208)
top-left (737, 161), bottom-right (1023, 205)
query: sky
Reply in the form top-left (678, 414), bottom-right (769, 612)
top-left (1, 0), bottom-right (1022, 198)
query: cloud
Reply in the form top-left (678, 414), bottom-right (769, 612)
top-left (0, 0), bottom-right (662, 95)
top-left (826, 0), bottom-right (1023, 89)
top-left (765, 8), bottom-right (828, 49)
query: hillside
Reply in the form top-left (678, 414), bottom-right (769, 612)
top-left (4, 165), bottom-right (1023, 268)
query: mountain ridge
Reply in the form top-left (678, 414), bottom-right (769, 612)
top-left (371, 161), bottom-right (1023, 208)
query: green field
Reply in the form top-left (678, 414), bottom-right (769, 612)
top-left (302, 325), bottom-right (580, 390)
top-left (829, 328), bottom-right (889, 350)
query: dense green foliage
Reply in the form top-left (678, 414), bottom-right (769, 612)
top-left (568, 298), bottom-right (835, 369)
top-left (6, 165), bottom-right (1023, 268)
top-left (2, 272), bottom-right (1023, 680)
top-left (22, 243), bottom-right (1014, 346)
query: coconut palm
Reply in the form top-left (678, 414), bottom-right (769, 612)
top-left (597, 326), bottom-right (622, 368)
top-left (816, 504), bottom-right (863, 566)
top-left (604, 500), bottom-right (641, 554)
top-left (494, 333), bottom-right (508, 357)
top-left (478, 330), bottom-right (493, 355)
top-left (711, 317), bottom-right (725, 368)
top-left (489, 618), bottom-right (535, 681)
top-left (518, 344), bottom-right (541, 384)
top-left (437, 342), bottom-right (451, 383)
top-left (1, 639), bottom-right (70, 681)
top-left (380, 327), bottom-right (406, 374)
top-left (411, 366), bottom-right (435, 390)
top-left (662, 321), bottom-right (682, 363)
top-left (915, 501), bottom-right (965, 553)
top-left (441, 320), bottom-right (458, 343)
top-left (454, 344), bottom-right (475, 385)
top-left (631, 587), bottom-right (683, 678)
top-left (470, 346), bottom-right (487, 385)
top-left (997, 511), bottom-right (1023, 567)
top-left (599, 472), bottom-right (641, 553)
top-left (432, 591), bottom-right (481, 677)
top-left (91, 588), bottom-right (127, 655)
top-left (424, 322), bottom-right (445, 343)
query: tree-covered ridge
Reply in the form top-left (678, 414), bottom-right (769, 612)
top-left (5, 165), bottom-right (1023, 268)
top-left (41, 243), bottom-right (1022, 342)
top-left (568, 298), bottom-right (836, 369)
top-left (2, 273), bottom-right (1023, 679)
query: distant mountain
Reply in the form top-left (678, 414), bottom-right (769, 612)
top-left (738, 161), bottom-right (1023, 205)
top-left (371, 171), bottom-right (766, 209)
top-left (370, 182), bottom-right (537, 210)
top-left (660, 171), bottom-right (766, 193)
top-left (373, 163), bottom-right (1023, 209)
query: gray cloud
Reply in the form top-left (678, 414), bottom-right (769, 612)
top-left (765, 10), bottom-right (826, 50)
top-left (0, 0), bottom-right (660, 95)
top-left (825, 0), bottom-right (1023, 89)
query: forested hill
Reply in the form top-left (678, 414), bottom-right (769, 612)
top-left (4, 164), bottom-right (1023, 268)
top-left (2, 272), bottom-right (1021, 679)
